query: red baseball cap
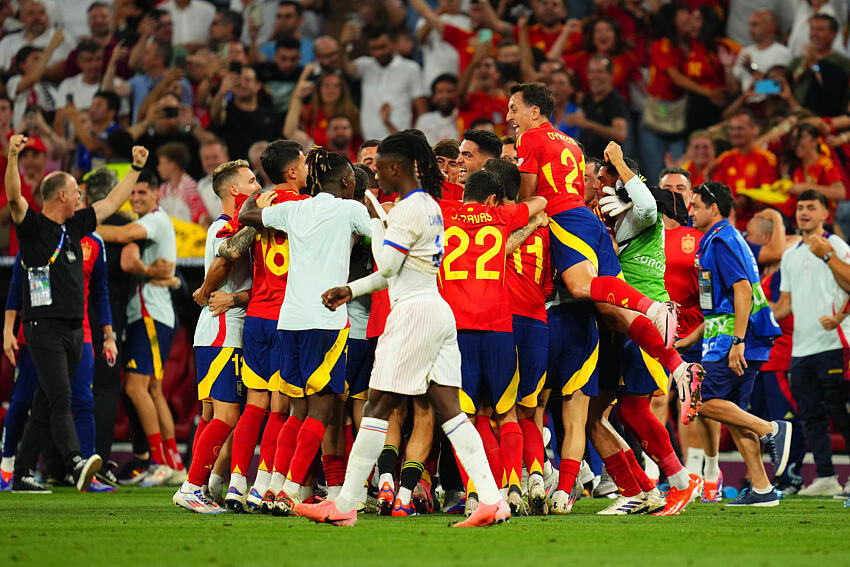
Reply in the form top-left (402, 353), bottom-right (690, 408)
top-left (23, 136), bottom-right (47, 153)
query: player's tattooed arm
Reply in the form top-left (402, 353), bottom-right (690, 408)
top-left (506, 212), bottom-right (547, 254)
top-left (216, 226), bottom-right (258, 261)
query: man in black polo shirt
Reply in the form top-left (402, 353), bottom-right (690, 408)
top-left (574, 55), bottom-right (628, 160)
top-left (5, 134), bottom-right (149, 493)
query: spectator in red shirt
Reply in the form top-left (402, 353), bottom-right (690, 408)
top-left (640, 3), bottom-right (691, 183)
top-left (457, 42), bottom-right (508, 136)
top-left (711, 109), bottom-right (778, 227)
top-left (480, 0), bottom-right (570, 55)
top-left (300, 71), bottom-right (360, 149)
top-left (0, 136), bottom-right (46, 255)
top-left (324, 114), bottom-right (360, 163)
top-left (555, 17), bottom-right (642, 105)
top-left (683, 7), bottom-right (730, 131)
top-left (786, 122), bottom-right (847, 222)
top-left (674, 129), bottom-right (715, 189)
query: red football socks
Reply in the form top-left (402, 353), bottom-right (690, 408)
top-left (623, 448), bottom-right (658, 493)
top-left (322, 454), bottom-right (346, 487)
top-left (452, 447), bottom-right (471, 494)
top-left (287, 417), bottom-right (326, 484)
top-left (272, 415), bottom-right (302, 476)
top-left (590, 276), bottom-right (654, 314)
top-left (147, 432), bottom-right (165, 465)
top-left (475, 416), bottom-right (505, 487)
top-left (499, 421), bottom-right (524, 489)
top-left (519, 418), bottom-right (545, 476)
top-left (556, 458), bottom-right (581, 494)
top-left (627, 315), bottom-right (685, 372)
top-left (618, 397), bottom-right (685, 480)
top-left (343, 423), bottom-right (354, 461)
top-left (187, 418), bottom-right (233, 487)
top-left (258, 411), bottom-right (285, 473)
top-left (192, 418), bottom-right (208, 459)
top-left (231, 404), bottom-right (267, 476)
top-left (163, 436), bottom-right (184, 471)
top-left (602, 450), bottom-right (642, 497)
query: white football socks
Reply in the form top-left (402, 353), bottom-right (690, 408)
top-left (335, 417), bottom-right (389, 514)
top-left (443, 413), bottom-right (501, 506)
top-left (703, 455), bottom-right (720, 483)
top-left (685, 448), bottom-right (705, 477)
top-left (268, 471), bottom-right (285, 496)
top-left (230, 472), bottom-right (247, 494)
top-left (253, 469), bottom-right (272, 494)
top-left (208, 473), bottom-right (225, 499)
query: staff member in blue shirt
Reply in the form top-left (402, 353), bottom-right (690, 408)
top-left (690, 181), bottom-right (790, 507)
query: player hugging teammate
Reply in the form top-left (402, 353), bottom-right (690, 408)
top-left (172, 82), bottom-right (792, 522)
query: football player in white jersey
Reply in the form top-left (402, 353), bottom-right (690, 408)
top-left (173, 160), bottom-right (260, 513)
top-left (238, 147), bottom-right (371, 515)
top-left (97, 169), bottom-right (181, 486)
top-left (295, 130), bottom-right (511, 527)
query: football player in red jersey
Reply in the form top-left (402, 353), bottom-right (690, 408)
top-left (485, 158), bottom-right (552, 514)
top-left (506, 82), bottom-right (699, 502)
top-left (438, 169), bottom-right (546, 516)
top-left (457, 129), bottom-right (503, 185)
top-left (196, 141), bottom-right (310, 513)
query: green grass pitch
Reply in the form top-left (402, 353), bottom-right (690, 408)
top-left (2, 488), bottom-right (848, 567)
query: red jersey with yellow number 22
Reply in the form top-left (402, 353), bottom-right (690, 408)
top-left (516, 121), bottom-right (585, 216)
top-left (438, 202), bottom-right (529, 332)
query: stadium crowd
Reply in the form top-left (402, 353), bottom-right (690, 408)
top-left (1, 0), bottom-right (850, 525)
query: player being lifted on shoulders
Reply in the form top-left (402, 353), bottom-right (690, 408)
top-left (173, 160), bottom-right (259, 513)
top-left (506, 83), bottom-right (701, 407)
top-left (438, 167), bottom-right (546, 517)
top-left (296, 130), bottom-right (509, 527)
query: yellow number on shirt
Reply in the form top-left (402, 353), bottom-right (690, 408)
top-left (443, 226), bottom-right (469, 280)
top-left (541, 148), bottom-right (584, 195)
top-left (443, 226), bottom-right (503, 281)
top-left (261, 228), bottom-right (289, 277)
top-left (512, 236), bottom-right (544, 284)
top-left (475, 226), bottom-right (502, 280)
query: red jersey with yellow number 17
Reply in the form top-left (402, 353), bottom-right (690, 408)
top-left (218, 189), bottom-right (310, 320)
top-left (438, 201), bottom-right (529, 332)
top-left (516, 122), bottom-right (586, 217)
top-left (507, 225), bottom-right (551, 323)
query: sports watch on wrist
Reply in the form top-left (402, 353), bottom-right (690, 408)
top-left (731, 336), bottom-right (745, 345)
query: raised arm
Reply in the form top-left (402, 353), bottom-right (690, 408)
top-left (284, 65), bottom-right (315, 141)
top-left (91, 146), bottom-right (149, 223)
top-left (753, 209), bottom-right (787, 266)
top-left (14, 29), bottom-right (64, 94)
top-left (5, 135), bottom-right (29, 224)
top-left (410, 0), bottom-right (447, 36)
top-left (477, 0), bottom-right (514, 37)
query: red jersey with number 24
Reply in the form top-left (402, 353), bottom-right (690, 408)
top-left (516, 122), bottom-right (585, 216)
top-left (438, 202), bottom-right (529, 332)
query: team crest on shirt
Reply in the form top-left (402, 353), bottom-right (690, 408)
top-left (746, 162), bottom-right (757, 178)
top-left (681, 235), bottom-right (695, 254)
top-left (82, 240), bottom-right (92, 262)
